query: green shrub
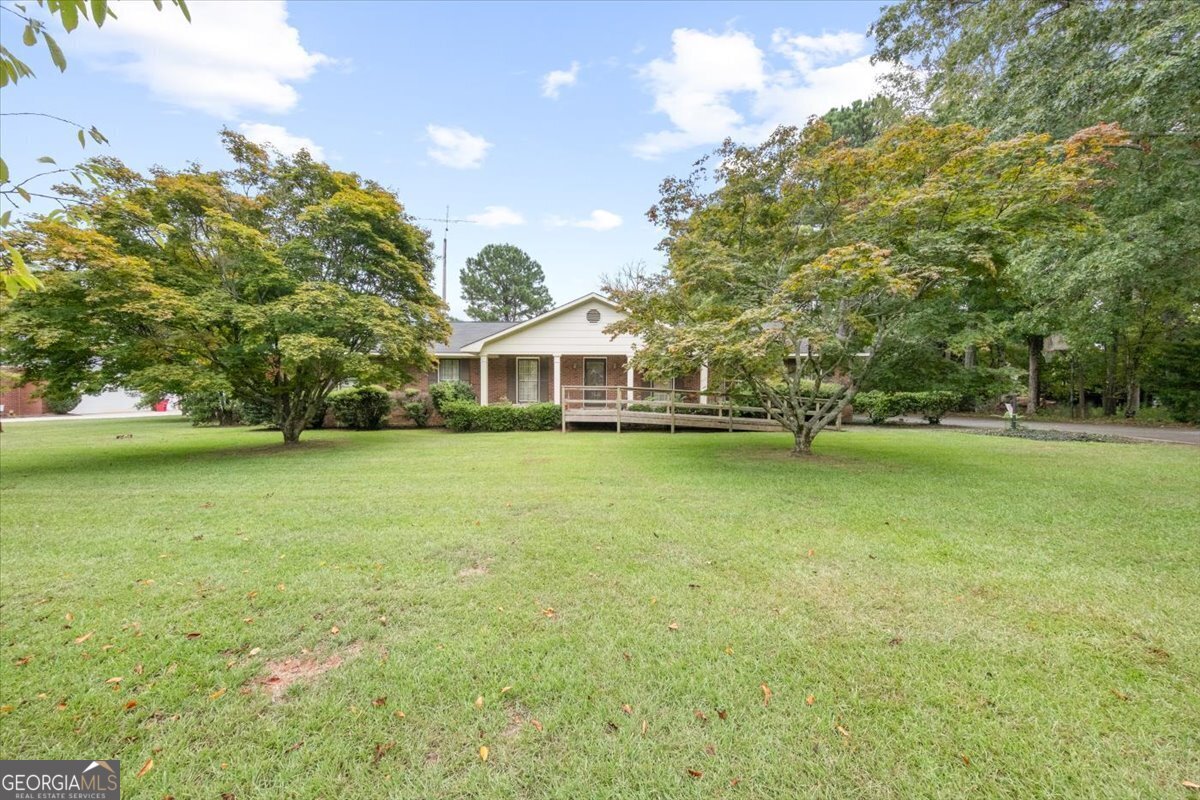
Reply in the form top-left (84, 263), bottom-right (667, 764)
top-left (307, 398), bottom-right (329, 430)
top-left (430, 380), bottom-right (475, 413)
top-left (403, 391), bottom-right (434, 428)
top-left (178, 391), bottom-right (243, 426)
top-left (441, 400), bottom-right (560, 432)
top-left (328, 385), bottom-right (393, 430)
top-left (853, 390), bottom-right (961, 424)
top-left (43, 391), bottom-right (82, 415)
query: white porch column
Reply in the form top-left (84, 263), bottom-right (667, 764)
top-left (479, 355), bottom-right (489, 406)
top-left (699, 364), bottom-right (709, 405)
top-left (627, 364), bottom-right (635, 402)
top-left (553, 354), bottom-right (562, 405)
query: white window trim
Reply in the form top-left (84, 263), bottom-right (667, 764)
top-left (515, 357), bottom-right (540, 405)
top-left (438, 358), bottom-right (461, 383)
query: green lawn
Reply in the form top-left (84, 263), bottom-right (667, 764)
top-left (1, 419), bottom-right (1197, 799)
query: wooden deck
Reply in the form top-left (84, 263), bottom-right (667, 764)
top-left (560, 384), bottom-right (786, 433)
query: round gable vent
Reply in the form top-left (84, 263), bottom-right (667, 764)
top-left (586, 308), bottom-right (601, 324)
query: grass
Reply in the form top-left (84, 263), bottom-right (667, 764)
top-left (1, 419), bottom-right (1197, 799)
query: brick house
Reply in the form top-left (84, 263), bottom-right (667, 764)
top-left (411, 292), bottom-right (707, 409)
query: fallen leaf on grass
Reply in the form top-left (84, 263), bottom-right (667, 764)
top-left (760, 684), bottom-right (772, 706)
top-left (479, 746), bottom-right (489, 762)
top-left (329, 626), bottom-right (340, 636)
top-left (248, 648), bottom-right (260, 657)
top-left (717, 709), bottom-right (728, 720)
top-left (724, 646), bottom-right (734, 656)
top-left (730, 778), bottom-right (741, 787)
top-left (1181, 780), bottom-right (1199, 791)
top-left (372, 696), bottom-right (387, 707)
top-left (185, 632), bottom-right (202, 640)
top-left (806, 695), bottom-right (815, 706)
top-left (135, 758), bottom-right (154, 778)
top-left (14, 655), bottom-right (31, 667)
top-left (541, 607), bottom-right (556, 619)
top-left (394, 710), bottom-right (406, 719)
top-left (687, 769), bottom-right (703, 779)
top-left (0, 706), bottom-right (13, 714)
top-left (888, 636), bottom-right (904, 647)
top-left (640, 719), bottom-right (647, 735)
top-left (693, 709), bottom-right (707, 723)
top-left (105, 677), bottom-right (122, 684)
top-left (959, 753), bottom-right (970, 765)
top-left (530, 718), bottom-right (543, 732)
top-left (210, 688), bottom-right (227, 700)
top-left (836, 725), bottom-right (850, 739)
top-left (475, 696), bottom-right (484, 709)
top-left (621, 704), bottom-right (633, 715)
top-left (500, 686), bottom-right (511, 695)
top-left (124, 700), bottom-right (138, 710)
top-left (74, 631), bottom-right (94, 644)
top-left (286, 741), bottom-right (304, 752)
top-left (1110, 689), bottom-right (1130, 701)
top-left (704, 744), bottom-right (716, 756)
top-left (134, 663), bottom-right (143, 675)
top-left (667, 622), bottom-right (679, 632)
top-left (372, 742), bottom-right (395, 765)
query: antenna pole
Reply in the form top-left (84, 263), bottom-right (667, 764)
top-left (442, 205), bottom-right (449, 303)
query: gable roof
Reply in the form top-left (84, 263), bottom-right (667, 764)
top-left (459, 293), bottom-right (621, 353)
top-left (434, 320), bottom-right (518, 354)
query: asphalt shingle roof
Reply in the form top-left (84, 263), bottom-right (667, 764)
top-left (433, 320), bottom-right (518, 354)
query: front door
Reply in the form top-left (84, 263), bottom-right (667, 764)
top-left (583, 358), bottom-right (607, 404)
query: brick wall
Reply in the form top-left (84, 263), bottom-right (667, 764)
top-left (1, 379), bottom-right (47, 417)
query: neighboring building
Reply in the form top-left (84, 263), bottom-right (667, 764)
top-left (413, 292), bottom-right (707, 406)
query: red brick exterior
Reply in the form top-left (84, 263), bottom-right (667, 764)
top-left (1, 376), bottom-right (47, 417)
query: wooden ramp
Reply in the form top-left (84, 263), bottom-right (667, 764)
top-left (560, 385), bottom-right (785, 433)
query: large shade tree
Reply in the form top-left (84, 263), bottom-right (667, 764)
top-left (606, 118), bottom-right (1124, 455)
top-left (460, 243), bottom-right (553, 321)
top-left (872, 0), bottom-right (1200, 417)
top-left (1, 131), bottom-right (449, 443)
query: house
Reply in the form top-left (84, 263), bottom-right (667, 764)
top-left (413, 292), bottom-right (709, 407)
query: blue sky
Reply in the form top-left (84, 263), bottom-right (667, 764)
top-left (2, 0), bottom-right (889, 317)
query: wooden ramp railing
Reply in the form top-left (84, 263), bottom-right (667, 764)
top-left (559, 384), bottom-right (785, 433)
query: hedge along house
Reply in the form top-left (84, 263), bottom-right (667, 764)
top-left (425, 293), bottom-right (709, 407)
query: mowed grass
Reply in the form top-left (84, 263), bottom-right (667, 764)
top-left (1, 419), bottom-right (1197, 799)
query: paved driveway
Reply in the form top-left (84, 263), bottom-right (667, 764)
top-left (873, 414), bottom-right (1200, 446)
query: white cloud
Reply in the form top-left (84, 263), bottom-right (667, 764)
top-left (634, 27), bottom-right (891, 159)
top-left (467, 205), bottom-right (525, 227)
top-left (75, 0), bottom-right (329, 118)
top-left (548, 210), bottom-right (623, 231)
top-left (426, 125), bottom-right (492, 169)
top-left (541, 61), bottom-right (580, 99)
top-left (238, 123), bottom-right (324, 160)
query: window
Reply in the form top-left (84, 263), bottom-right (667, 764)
top-left (438, 359), bottom-right (460, 383)
top-left (516, 358), bottom-right (540, 404)
top-left (650, 377), bottom-right (675, 402)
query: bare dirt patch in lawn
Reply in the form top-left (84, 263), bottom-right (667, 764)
top-left (252, 641), bottom-right (363, 702)
top-left (456, 562), bottom-right (490, 579)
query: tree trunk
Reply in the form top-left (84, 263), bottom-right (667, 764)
top-left (1124, 379), bottom-right (1141, 418)
top-left (963, 344), bottom-right (977, 370)
top-left (792, 426), bottom-right (813, 456)
top-left (1103, 337), bottom-right (1118, 416)
top-left (1026, 335), bottom-right (1044, 415)
top-left (280, 416), bottom-right (305, 445)
top-left (1075, 360), bottom-right (1088, 420)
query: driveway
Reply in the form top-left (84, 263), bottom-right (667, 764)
top-left (871, 414), bottom-right (1200, 446)
top-left (1, 410), bottom-right (180, 424)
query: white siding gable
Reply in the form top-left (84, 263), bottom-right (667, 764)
top-left (469, 299), bottom-right (639, 356)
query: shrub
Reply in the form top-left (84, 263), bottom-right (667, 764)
top-left (179, 391), bottom-right (243, 426)
top-left (853, 390), bottom-right (961, 424)
top-left (307, 398), bottom-right (329, 429)
top-left (441, 400), bottom-right (561, 432)
top-left (403, 391), bottom-right (434, 428)
top-left (43, 391), bottom-right (82, 415)
top-left (328, 385), bottom-right (393, 430)
top-left (430, 380), bottom-right (475, 413)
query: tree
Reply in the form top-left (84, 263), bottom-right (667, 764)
top-left (1, 131), bottom-right (449, 444)
top-left (1, 0), bottom-right (191, 295)
top-left (821, 96), bottom-right (901, 147)
top-left (460, 243), bottom-right (553, 321)
top-left (606, 118), bottom-right (1123, 455)
top-left (871, 0), bottom-right (1200, 418)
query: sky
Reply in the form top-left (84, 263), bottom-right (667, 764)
top-left (1, 0), bottom-right (891, 318)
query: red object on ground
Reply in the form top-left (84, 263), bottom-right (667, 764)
top-left (154, 400), bottom-right (169, 412)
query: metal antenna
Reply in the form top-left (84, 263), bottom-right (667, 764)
top-left (413, 208), bottom-right (474, 303)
